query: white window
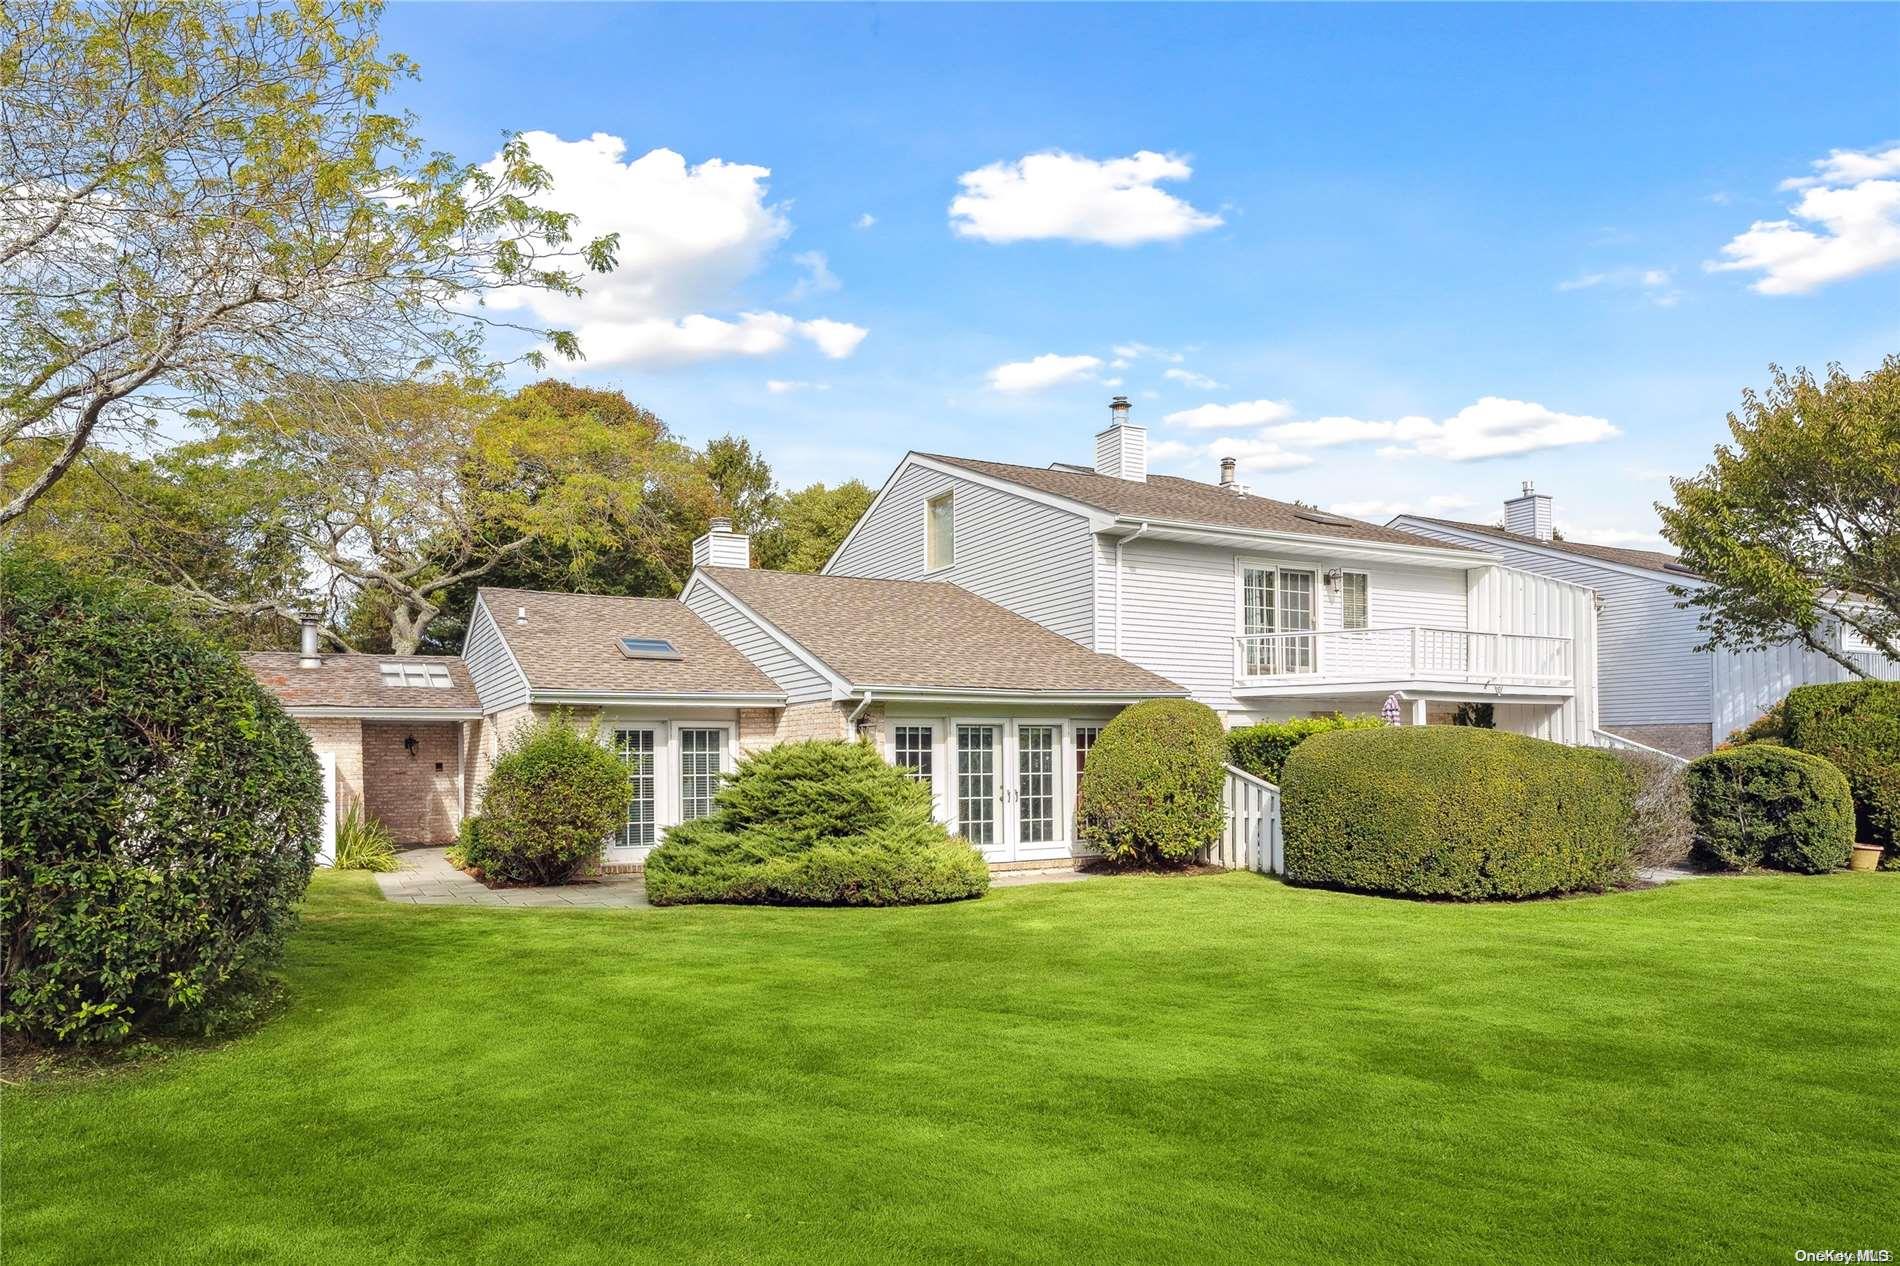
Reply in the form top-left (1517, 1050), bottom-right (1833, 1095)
top-left (1342, 572), bottom-right (1370, 630)
top-left (1017, 724), bottom-right (1058, 844)
top-left (925, 490), bottom-right (954, 570)
top-left (1240, 566), bottom-right (1316, 675)
top-left (1073, 724), bottom-right (1103, 810)
top-left (379, 662), bottom-right (453, 688)
top-left (678, 727), bottom-right (726, 821)
top-left (893, 724), bottom-right (934, 790)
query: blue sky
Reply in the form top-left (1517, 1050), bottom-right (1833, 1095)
top-left (383, 2), bottom-right (1900, 547)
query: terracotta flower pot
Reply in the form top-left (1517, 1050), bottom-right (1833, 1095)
top-left (1849, 843), bottom-right (1883, 872)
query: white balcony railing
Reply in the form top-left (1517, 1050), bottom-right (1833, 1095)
top-left (1234, 626), bottom-right (1573, 689)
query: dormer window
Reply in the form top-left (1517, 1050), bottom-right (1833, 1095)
top-left (926, 490), bottom-right (954, 570)
top-left (618, 636), bottom-right (683, 660)
top-left (379, 662), bottom-right (453, 688)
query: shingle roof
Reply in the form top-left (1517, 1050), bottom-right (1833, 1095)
top-left (921, 453), bottom-right (1482, 552)
top-left (242, 652), bottom-right (482, 712)
top-left (1400, 516), bottom-right (1700, 577)
top-left (700, 567), bottom-right (1185, 695)
top-left (479, 587), bottom-right (783, 698)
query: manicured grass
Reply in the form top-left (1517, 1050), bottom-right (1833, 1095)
top-left (7, 870), bottom-right (1897, 1263)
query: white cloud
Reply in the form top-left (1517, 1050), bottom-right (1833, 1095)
top-left (1163, 368), bottom-right (1222, 390)
top-left (788, 250), bottom-right (839, 300)
top-left (1149, 436), bottom-right (1313, 474)
top-left (1779, 144), bottom-right (1900, 190)
top-left (985, 352), bottom-right (1103, 393)
top-left (1163, 399), bottom-right (1296, 430)
top-left (1709, 144), bottom-right (1900, 294)
top-left (1112, 342), bottom-right (1184, 364)
top-left (479, 132), bottom-right (866, 366)
top-left (797, 318), bottom-right (868, 359)
top-left (854, 212), bottom-right (877, 229)
top-left (1378, 397), bottom-right (1620, 462)
top-left (1560, 524), bottom-right (1670, 550)
top-left (949, 151), bottom-right (1223, 246)
top-left (766, 379), bottom-right (830, 395)
top-left (1329, 495), bottom-right (1475, 521)
top-left (1556, 266), bottom-right (1680, 306)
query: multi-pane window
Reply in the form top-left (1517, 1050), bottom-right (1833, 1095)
top-left (679, 728), bottom-right (725, 822)
top-left (956, 724), bottom-right (997, 847)
top-left (614, 728), bottom-right (656, 848)
top-left (1017, 725), bottom-right (1057, 844)
top-left (893, 725), bottom-right (934, 791)
top-left (1342, 573), bottom-right (1369, 630)
top-left (1279, 570), bottom-right (1315, 672)
top-left (926, 491), bottom-right (955, 570)
top-left (1241, 567), bottom-right (1276, 675)
top-left (1074, 725), bottom-right (1103, 810)
top-left (1241, 567), bottom-right (1316, 674)
top-left (378, 662), bottom-right (453, 688)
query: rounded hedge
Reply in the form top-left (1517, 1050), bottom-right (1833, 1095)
top-left (464, 714), bottom-right (633, 885)
top-left (1281, 727), bottom-right (1634, 899)
top-left (0, 553), bottom-right (322, 1045)
top-left (1683, 744), bottom-right (1855, 874)
top-left (1226, 713), bottom-right (1385, 784)
top-left (644, 740), bottom-right (988, 906)
top-left (1780, 681), bottom-right (1899, 867)
top-left (1075, 699), bottom-right (1228, 866)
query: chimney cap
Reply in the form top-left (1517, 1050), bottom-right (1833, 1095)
top-left (709, 515), bottom-right (732, 532)
top-left (1219, 456), bottom-right (1237, 485)
top-left (1521, 480), bottom-right (1536, 497)
top-left (1109, 395), bottom-right (1131, 418)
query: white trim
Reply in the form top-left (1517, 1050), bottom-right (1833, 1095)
top-left (1231, 679), bottom-right (1575, 702)
top-left (1122, 518), bottom-right (1486, 568)
top-left (1387, 516), bottom-right (1702, 586)
top-left (286, 706), bottom-right (483, 720)
top-left (682, 570), bottom-right (855, 698)
top-left (529, 689), bottom-right (786, 707)
top-left (1340, 569), bottom-right (1371, 631)
top-left (849, 686), bottom-right (1183, 705)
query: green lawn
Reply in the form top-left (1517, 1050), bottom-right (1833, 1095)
top-left (7, 870), bottom-right (1898, 1264)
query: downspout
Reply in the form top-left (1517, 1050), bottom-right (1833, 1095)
top-left (847, 690), bottom-right (875, 738)
top-left (1115, 521), bottom-right (1151, 656)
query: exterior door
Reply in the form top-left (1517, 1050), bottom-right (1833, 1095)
top-left (1013, 724), bottom-right (1060, 855)
top-left (954, 721), bottom-right (1003, 854)
top-left (610, 725), bottom-right (660, 859)
top-left (953, 719), bottom-right (1068, 863)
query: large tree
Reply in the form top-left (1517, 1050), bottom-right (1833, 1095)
top-left (1659, 356), bottom-right (1899, 674)
top-left (0, 0), bottom-right (615, 525)
top-left (756, 479), bottom-right (876, 574)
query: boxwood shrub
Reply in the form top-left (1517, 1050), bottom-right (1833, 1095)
top-left (1779, 681), bottom-right (1899, 867)
top-left (1683, 745), bottom-right (1856, 873)
top-left (1281, 727), bottom-right (1634, 899)
top-left (464, 714), bottom-right (633, 885)
top-left (1076, 699), bottom-right (1228, 865)
top-left (1226, 713), bottom-right (1385, 784)
top-left (644, 740), bottom-right (988, 906)
top-left (0, 552), bottom-right (322, 1045)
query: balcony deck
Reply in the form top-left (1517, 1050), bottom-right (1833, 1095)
top-left (1233, 626), bottom-right (1575, 698)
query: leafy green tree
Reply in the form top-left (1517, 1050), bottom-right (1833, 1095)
top-left (1659, 357), bottom-right (1899, 674)
top-left (0, 0), bottom-right (616, 525)
top-left (703, 435), bottom-right (777, 533)
top-left (756, 479), bottom-right (875, 573)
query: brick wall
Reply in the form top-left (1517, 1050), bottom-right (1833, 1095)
top-left (363, 721), bottom-right (464, 845)
top-left (295, 717), bottom-right (364, 816)
top-left (737, 707), bottom-right (778, 754)
top-left (772, 700), bottom-right (850, 743)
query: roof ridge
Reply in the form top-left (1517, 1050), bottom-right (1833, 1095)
top-left (479, 584), bottom-right (686, 603)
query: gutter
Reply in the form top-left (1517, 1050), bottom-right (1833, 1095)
top-left (846, 690), bottom-right (875, 730)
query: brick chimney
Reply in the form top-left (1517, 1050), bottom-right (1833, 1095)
top-left (1504, 481), bottom-right (1553, 541)
top-left (692, 516), bottom-right (752, 568)
top-left (1094, 396), bottom-right (1146, 482)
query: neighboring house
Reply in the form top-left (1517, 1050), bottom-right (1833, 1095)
top-left (825, 398), bottom-right (1603, 745)
top-left (247, 519), bottom-right (1184, 866)
top-left (1391, 485), bottom-right (1900, 755)
top-left (240, 645), bottom-right (484, 845)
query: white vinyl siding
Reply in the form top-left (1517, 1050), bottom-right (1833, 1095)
top-left (925, 491), bottom-right (954, 571)
top-left (463, 598), bottom-right (530, 713)
top-left (681, 582), bottom-right (833, 705)
top-left (1466, 565), bottom-right (1599, 745)
top-left (828, 462), bottom-right (1096, 646)
top-left (1393, 519), bottom-right (1710, 729)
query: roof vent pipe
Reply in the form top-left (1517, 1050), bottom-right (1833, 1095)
top-left (1219, 456), bottom-right (1237, 487)
top-left (516, 605), bottom-right (528, 626)
top-left (298, 614), bottom-right (322, 669)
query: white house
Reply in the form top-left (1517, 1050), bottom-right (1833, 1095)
top-left (825, 398), bottom-right (1604, 746)
top-left (1392, 485), bottom-right (1900, 754)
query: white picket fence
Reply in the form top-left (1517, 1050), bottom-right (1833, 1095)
top-left (1203, 764), bottom-right (1282, 874)
top-left (1590, 729), bottom-right (1690, 768)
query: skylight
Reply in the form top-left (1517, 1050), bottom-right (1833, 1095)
top-left (618, 636), bottom-right (683, 660)
top-left (1295, 509), bottom-right (1355, 527)
top-left (379, 662), bottom-right (453, 688)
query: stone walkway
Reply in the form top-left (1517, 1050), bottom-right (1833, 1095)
top-left (375, 848), bottom-right (650, 908)
top-left (373, 849), bottom-right (1095, 907)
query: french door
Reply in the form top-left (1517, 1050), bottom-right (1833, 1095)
top-left (1241, 565), bottom-right (1318, 675)
top-left (611, 726), bottom-right (660, 855)
top-left (953, 719), bottom-right (1069, 862)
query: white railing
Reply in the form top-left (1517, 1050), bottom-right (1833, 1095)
top-left (1234, 625), bottom-right (1572, 689)
top-left (1591, 729), bottom-right (1690, 767)
top-left (1202, 764), bottom-right (1282, 874)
